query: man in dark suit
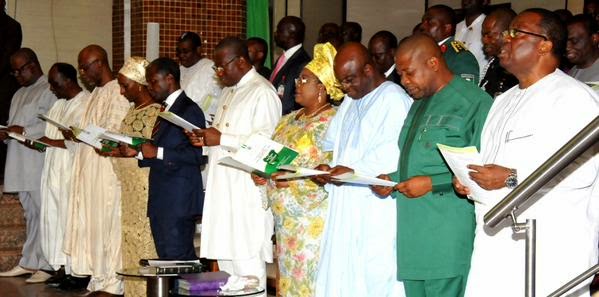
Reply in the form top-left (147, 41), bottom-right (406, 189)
top-left (0, 0), bottom-right (22, 180)
top-left (368, 30), bottom-right (402, 85)
top-left (271, 16), bottom-right (311, 114)
top-left (135, 57), bottom-right (206, 260)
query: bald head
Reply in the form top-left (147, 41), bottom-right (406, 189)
top-left (334, 42), bottom-right (383, 99)
top-left (487, 7), bottom-right (516, 29)
top-left (78, 44), bottom-right (112, 87)
top-left (395, 34), bottom-right (452, 98)
top-left (421, 5), bottom-right (456, 41)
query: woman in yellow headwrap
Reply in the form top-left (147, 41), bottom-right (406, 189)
top-left (252, 42), bottom-right (343, 297)
top-left (113, 56), bottom-right (160, 297)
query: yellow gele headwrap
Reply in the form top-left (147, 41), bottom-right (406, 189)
top-left (305, 42), bottom-right (344, 101)
top-left (118, 56), bottom-right (150, 86)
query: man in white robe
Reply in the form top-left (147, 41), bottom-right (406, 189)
top-left (177, 32), bottom-right (221, 124)
top-left (312, 42), bottom-right (412, 297)
top-left (188, 37), bottom-right (281, 297)
top-left (0, 48), bottom-right (55, 283)
top-left (64, 45), bottom-right (130, 295)
top-left (453, 9), bottom-right (599, 297)
top-left (38, 63), bottom-right (89, 285)
top-left (455, 0), bottom-right (488, 78)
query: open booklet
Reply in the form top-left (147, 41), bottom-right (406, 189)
top-left (7, 132), bottom-right (54, 150)
top-left (38, 114), bottom-right (71, 131)
top-left (436, 143), bottom-right (486, 204)
top-left (158, 111), bottom-right (200, 131)
top-left (218, 134), bottom-right (299, 175)
top-left (72, 124), bottom-right (150, 151)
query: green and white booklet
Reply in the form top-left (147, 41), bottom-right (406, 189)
top-left (218, 133), bottom-right (299, 176)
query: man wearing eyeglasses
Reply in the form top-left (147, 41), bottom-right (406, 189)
top-left (452, 9), bottom-right (599, 297)
top-left (187, 37), bottom-right (281, 297)
top-left (0, 48), bottom-right (56, 283)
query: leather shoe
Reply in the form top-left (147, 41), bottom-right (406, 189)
top-left (45, 267), bottom-right (66, 287)
top-left (0, 266), bottom-right (34, 277)
top-left (58, 275), bottom-right (90, 291)
top-left (25, 270), bottom-right (52, 283)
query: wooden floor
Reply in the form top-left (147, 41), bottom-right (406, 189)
top-left (0, 275), bottom-right (88, 297)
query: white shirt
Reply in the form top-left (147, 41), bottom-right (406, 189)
top-left (385, 64), bottom-right (396, 78)
top-left (154, 89), bottom-right (183, 160)
top-left (465, 69), bottom-right (599, 297)
top-left (455, 14), bottom-right (488, 79)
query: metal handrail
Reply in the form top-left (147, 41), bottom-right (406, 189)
top-left (484, 115), bottom-right (599, 228)
top-left (547, 264), bottom-right (599, 297)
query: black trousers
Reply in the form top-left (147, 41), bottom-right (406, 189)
top-left (149, 216), bottom-right (197, 260)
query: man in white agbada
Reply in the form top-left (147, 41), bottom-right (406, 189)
top-left (453, 9), bottom-right (599, 297)
top-left (455, 0), bottom-right (488, 78)
top-left (64, 45), bottom-right (130, 294)
top-left (188, 37), bottom-right (281, 297)
top-left (311, 42), bottom-right (412, 297)
top-left (0, 48), bottom-right (55, 283)
top-left (177, 32), bottom-right (221, 124)
top-left (39, 63), bottom-right (89, 282)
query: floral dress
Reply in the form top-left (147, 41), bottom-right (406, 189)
top-left (267, 107), bottom-right (336, 297)
top-left (112, 103), bottom-right (160, 297)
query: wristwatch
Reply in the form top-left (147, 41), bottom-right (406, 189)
top-left (505, 168), bottom-right (518, 189)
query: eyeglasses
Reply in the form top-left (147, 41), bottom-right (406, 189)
top-left (79, 59), bottom-right (99, 73)
top-left (294, 77), bottom-right (320, 86)
top-left (10, 61), bottom-right (32, 76)
top-left (212, 56), bottom-right (239, 73)
top-left (502, 28), bottom-right (548, 41)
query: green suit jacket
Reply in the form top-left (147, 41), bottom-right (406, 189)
top-left (391, 76), bottom-right (492, 280)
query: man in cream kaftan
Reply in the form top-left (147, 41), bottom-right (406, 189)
top-left (196, 38), bottom-right (281, 296)
top-left (64, 45), bottom-right (130, 294)
top-left (464, 69), bottom-right (599, 297)
top-left (40, 63), bottom-right (89, 272)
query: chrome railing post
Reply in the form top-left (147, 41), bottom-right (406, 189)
top-left (513, 218), bottom-right (536, 297)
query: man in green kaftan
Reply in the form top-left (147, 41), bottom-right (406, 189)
top-left (372, 34), bottom-right (492, 297)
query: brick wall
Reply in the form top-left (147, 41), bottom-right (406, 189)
top-left (113, 0), bottom-right (247, 71)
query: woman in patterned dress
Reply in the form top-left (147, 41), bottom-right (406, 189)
top-left (109, 56), bottom-right (160, 297)
top-left (252, 43), bottom-right (343, 297)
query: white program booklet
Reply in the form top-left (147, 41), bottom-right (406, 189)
top-left (275, 165), bottom-right (330, 179)
top-left (73, 124), bottom-right (105, 149)
top-left (331, 172), bottom-right (397, 187)
top-left (217, 134), bottom-right (298, 175)
top-left (158, 111), bottom-right (199, 131)
top-left (38, 114), bottom-right (70, 130)
top-left (437, 143), bottom-right (486, 204)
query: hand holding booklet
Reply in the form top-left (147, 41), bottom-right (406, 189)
top-left (436, 143), bottom-right (486, 204)
top-left (218, 134), bottom-right (298, 175)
